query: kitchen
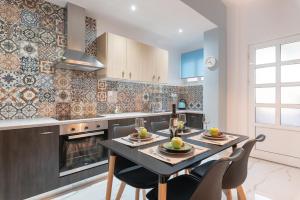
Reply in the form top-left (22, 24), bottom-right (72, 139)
top-left (1, 0), bottom-right (300, 200)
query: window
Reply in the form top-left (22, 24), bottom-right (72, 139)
top-left (250, 37), bottom-right (300, 128)
top-left (181, 49), bottom-right (204, 79)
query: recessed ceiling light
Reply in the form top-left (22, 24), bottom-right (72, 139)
top-left (131, 5), bottom-right (137, 11)
top-left (178, 29), bottom-right (183, 33)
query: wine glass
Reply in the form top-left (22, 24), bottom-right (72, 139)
top-left (135, 118), bottom-right (144, 142)
top-left (169, 118), bottom-right (178, 139)
top-left (202, 115), bottom-right (210, 130)
top-left (178, 114), bottom-right (187, 133)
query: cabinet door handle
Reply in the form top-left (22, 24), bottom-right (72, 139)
top-left (40, 132), bottom-right (54, 135)
top-left (129, 72), bottom-right (132, 79)
top-left (152, 75), bottom-right (155, 80)
top-left (122, 71), bottom-right (125, 78)
top-left (113, 124), bottom-right (120, 126)
top-left (157, 76), bottom-right (160, 81)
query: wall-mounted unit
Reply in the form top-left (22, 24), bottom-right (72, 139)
top-left (181, 49), bottom-right (204, 79)
top-left (97, 32), bottom-right (168, 83)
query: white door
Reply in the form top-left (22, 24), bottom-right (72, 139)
top-left (249, 35), bottom-right (300, 168)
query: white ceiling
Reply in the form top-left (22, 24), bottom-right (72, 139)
top-left (47, 0), bottom-right (216, 52)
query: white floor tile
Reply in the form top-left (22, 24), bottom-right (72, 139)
top-left (45, 158), bottom-right (300, 200)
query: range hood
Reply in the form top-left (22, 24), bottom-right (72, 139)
top-left (55, 3), bottom-right (103, 72)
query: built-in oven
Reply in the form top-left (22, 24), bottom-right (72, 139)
top-left (59, 121), bottom-right (108, 177)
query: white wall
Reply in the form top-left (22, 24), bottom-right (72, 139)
top-left (182, 0), bottom-right (227, 129)
top-left (225, 0), bottom-right (300, 135)
top-left (96, 18), bottom-right (183, 85)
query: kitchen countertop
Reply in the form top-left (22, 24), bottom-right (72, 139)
top-left (0, 110), bottom-right (203, 131)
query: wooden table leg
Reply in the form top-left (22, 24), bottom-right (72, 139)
top-left (158, 175), bottom-right (168, 200)
top-left (158, 183), bottom-right (167, 200)
top-left (106, 155), bottom-right (116, 200)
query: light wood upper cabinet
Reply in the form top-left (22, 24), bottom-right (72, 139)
top-left (126, 38), bottom-right (141, 81)
top-left (97, 32), bottom-right (168, 83)
top-left (97, 33), bottom-right (127, 79)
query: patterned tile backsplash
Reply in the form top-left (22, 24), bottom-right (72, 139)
top-left (0, 0), bottom-right (203, 120)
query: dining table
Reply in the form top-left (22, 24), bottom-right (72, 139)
top-left (100, 129), bottom-right (248, 200)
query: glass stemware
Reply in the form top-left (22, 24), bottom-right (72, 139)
top-left (178, 113), bottom-right (187, 133)
top-left (135, 118), bottom-right (144, 142)
top-left (202, 115), bottom-right (210, 130)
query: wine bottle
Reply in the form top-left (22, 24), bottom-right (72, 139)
top-left (169, 104), bottom-right (178, 140)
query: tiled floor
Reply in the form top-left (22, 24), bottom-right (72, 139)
top-left (43, 157), bottom-right (300, 200)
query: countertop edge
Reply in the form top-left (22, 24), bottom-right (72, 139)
top-left (0, 110), bottom-right (203, 131)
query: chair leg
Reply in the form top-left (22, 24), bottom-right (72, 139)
top-left (237, 185), bottom-right (247, 200)
top-left (135, 188), bottom-right (140, 200)
top-left (115, 182), bottom-right (126, 200)
top-left (106, 155), bottom-right (116, 200)
top-left (223, 189), bottom-right (233, 200)
top-left (142, 189), bottom-right (146, 200)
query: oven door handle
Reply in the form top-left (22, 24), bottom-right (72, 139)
top-left (68, 131), bottom-right (105, 140)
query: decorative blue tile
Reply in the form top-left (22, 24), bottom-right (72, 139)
top-left (0, 38), bottom-right (18, 53)
top-left (20, 73), bottom-right (39, 87)
top-left (0, 70), bottom-right (21, 89)
top-left (21, 102), bottom-right (38, 118)
top-left (39, 29), bottom-right (56, 47)
top-left (19, 40), bottom-right (38, 57)
top-left (37, 74), bottom-right (53, 89)
top-left (38, 1), bottom-right (55, 16)
top-left (0, 102), bottom-right (18, 119)
top-left (20, 57), bottom-right (39, 74)
top-left (19, 25), bottom-right (39, 42)
top-left (20, 9), bottom-right (39, 28)
top-left (39, 88), bottom-right (55, 103)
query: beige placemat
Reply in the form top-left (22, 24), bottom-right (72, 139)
top-left (189, 134), bottom-right (238, 146)
top-left (113, 134), bottom-right (167, 147)
top-left (158, 128), bottom-right (201, 136)
top-left (139, 143), bottom-right (209, 165)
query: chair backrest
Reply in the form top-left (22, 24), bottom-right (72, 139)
top-left (113, 125), bottom-right (137, 174)
top-left (151, 121), bottom-right (169, 132)
top-left (222, 134), bottom-right (266, 189)
top-left (191, 148), bottom-right (244, 200)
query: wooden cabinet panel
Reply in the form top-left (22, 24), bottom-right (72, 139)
top-left (126, 39), bottom-right (141, 81)
top-left (157, 49), bottom-right (168, 83)
top-left (107, 33), bottom-right (127, 79)
top-left (97, 32), bottom-right (168, 83)
top-left (97, 33), bottom-right (127, 79)
top-left (0, 126), bottom-right (59, 200)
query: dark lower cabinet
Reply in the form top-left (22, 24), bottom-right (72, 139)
top-left (0, 126), bottom-right (59, 200)
top-left (186, 113), bottom-right (203, 129)
top-left (108, 118), bottom-right (136, 138)
top-left (108, 115), bottom-right (171, 137)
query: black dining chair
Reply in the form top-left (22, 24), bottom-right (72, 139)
top-left (150, 121), bottom-right (169, 132)
top-left (146, 148), bottom-right (244, 200)
top-left (113, 125), bottom-right (160, 200)
top-left (191, 134), bottom-right (266, 200)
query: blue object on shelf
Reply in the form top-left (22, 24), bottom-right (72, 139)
top-left (181, 48), bottom-right (204, 79)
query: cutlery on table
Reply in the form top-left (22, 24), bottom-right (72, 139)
top-left (149, 149), bottom-right (171, 162)
top-left (121, 137), bottom-right (135, 144)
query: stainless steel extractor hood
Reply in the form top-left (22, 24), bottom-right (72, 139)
top-left (55, 3), bottom-right (103, 72)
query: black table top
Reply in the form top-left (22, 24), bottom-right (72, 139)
top-left (100, 130), bottom-right (248, 177)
